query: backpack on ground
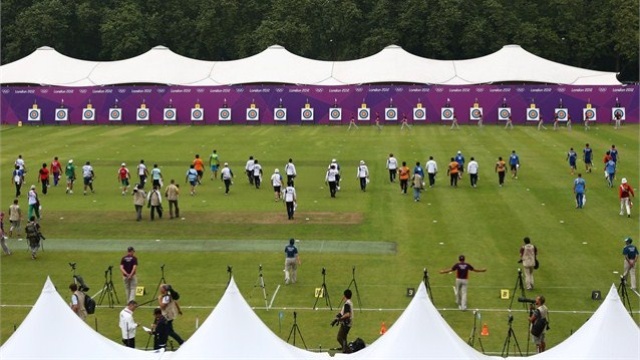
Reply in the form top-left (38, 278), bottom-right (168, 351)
top-left (348, 338), bottom-right (366, 353)
top-left (84, 292), bottom-right (96, 314)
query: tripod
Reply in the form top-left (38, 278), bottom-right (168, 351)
top-left (70, 262), bottom-right (89, 292)
top-left (97, 265), bottom-right (120, 308)
top-left (339, 266), bottom-right (361, 310)
top-left (252, 264), bottom-right (268, 310)
top-left (150, 264), bottom-right (167, 302)
top-left (467, 310), bottom-right (485, 353)
top-left (618, 275), bottom-right (633, 316)
top-left (501, 313), bottom-right (522, 357)
top-left (509, 268), bottom-right (526, 309)
top-left (286, 311), bottom-right (307, 349)
top-left (423, 268), bottom-right (435, 305)
top-left (312, 267), bottom-right (332, 310)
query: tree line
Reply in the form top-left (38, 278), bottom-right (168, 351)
top-left (1, 0), bottom-right (638, 82)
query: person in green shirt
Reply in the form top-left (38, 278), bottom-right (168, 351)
top-left (209, 149), bottom-right (220, 180)
top-left (65, 159), bottom-right (76, 194)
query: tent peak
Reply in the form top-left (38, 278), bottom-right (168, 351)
top-left (36, 46), bottom-right (56, 51)
top-left (150, 45), bottom-right (170, 51)
top-left (502, 44), bottom-right (523, 49)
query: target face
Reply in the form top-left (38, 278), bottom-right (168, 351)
top-left (330, 108), bottom-right (342, 120)
top-left (137, 109), bottom-right (148, 119)
top-left (219, 109), bottom-right (230, 119)
top-left (500, 109), bottom-right (511, 119)
top-left (614, 109), bottom-right (623, 117)
top-left (414, 109), bottom-right (425, 119)
top-left (442, 109), bottom-right (453, 119)
top-left (471, 109), bottom-right (481, 118)
top-left (192, 109), bottom-right (203, 119)
top-left (165, 109), bottom-right (175, 119)
top-left (29, 110), bottom-right (40, 120)
top-left (386, 109), bottom-right (396, 119)
top-left (359, 110), bottom-right (368, 118)
top-left (110, 109), bottom-right (121, 119)
top-left (56, 110), bottom-right (67, 120)
top-left (83, 109), bottom-right (94, 120)
top-left (247, 109), bottom-right (258, 119)
top-left (302, 109), bottom-right (312, 119)
top-left (556, 109), bottom-right (567, 120)
top-left (275, 109), bottom-right (286, 119)
top-left (584, 109), bottom-right (595, 119)
top-left (528, 109), bottom-right (539, 119)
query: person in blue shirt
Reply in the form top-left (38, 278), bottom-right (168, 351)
top-left (605, 159), bottom-right (616, 188)
top-left (610, 144), bottom-right (619, 164)
top-left (509, 150), bottom-right (520, 179)
top-left (567, 148), bottom-right (577, 174)
top-left (582, 143), bottom-right (593, 173)
top-left (622, 237), bottom-right (638, 290)
top-left (284, 238), bottom-right (300, 284)
top-left (413, 161), bottom-right (424, 178)
top-left (185, 164), bottom-right (198, 195)
top-left (454, 151), bottom-right (465, 177)
top-left (573, 173), bottom-right (586, 208)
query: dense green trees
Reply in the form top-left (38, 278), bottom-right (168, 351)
top-left (1, 0), bottom-right (637, 81)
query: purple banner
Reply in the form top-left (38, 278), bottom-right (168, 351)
top-left (1, 85), bottom-right (637, 125)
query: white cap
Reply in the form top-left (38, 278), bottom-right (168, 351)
top-left (275, 168), bottom-right (279, 173)
top-left (224, 162), bottom-right (228, 166)
top-left (68, 159), bottom-right (73, 163)
top-left (332, 158), bottom-right (337, 162)
top-left (621, 178), bottom-right (627, 184)
top-left (457, 151), bottom-right (461, 154)
top-left (360, 160), bottom-right (365, 165)
top-left (121, 162), bottom-right (126, 166)
top-left (30, 185), bottom-right (36, 189)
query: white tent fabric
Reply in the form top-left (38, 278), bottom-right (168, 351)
top-left (0, 46), bottom-right (98, 86)
top-left (451, 45), bottom-right (621, 85)
top-left (169, 277), bottom-right (329, 360)
top-left (0, 277), bottom-right (162, 360)
top-left (506, 284), bottom-right (640, 360)
top-left (331, 45), bottom-right (456, 85)
top-left (89, 46), bottom-right (215, 85)
top-left (337, 281), bottom-right (493, 360)
top-left (208, 45), bottom-right (336, 86)
top-left (0, 44), bottom-right (620, 86)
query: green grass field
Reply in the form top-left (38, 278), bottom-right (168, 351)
top-left (1, 123), bottom-right (638, 355)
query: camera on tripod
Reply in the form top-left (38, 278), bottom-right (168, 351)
top-left (73, 275), bottom-right (90, 292)
top-left (322, 267), bottom-right (326, 275)
top-left (517, 297), bottom-right (536, 304)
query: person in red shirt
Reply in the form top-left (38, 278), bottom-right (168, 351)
top-left (38, 163), bottom-right (50, 195)
top-left (619, 178), bottom-right (635, 218)
top-left (603, 151), bottom-right (612, 180)
top-left (118, 163), bottom-right (131, 195)
top-left (446, 158), bottom-right (459, 187)
top-left (440, 255), bottom-right (487, 310)
top-left (50, 157), bottom-right (61, 186)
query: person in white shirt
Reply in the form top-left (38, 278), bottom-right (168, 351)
top-left (146, 186), bottom-right (163, 220)
top-left (137, 160), bottom-right (149, 189)
top-left (285, 158), bottom-right (297, 186)
top-left (283, 183), bottom-right (297, 220)
top-left (271, 169), bottom-right (283, 201)
top-left (82, 161), bottom-right (95, 195)
top-left (325, 164), bottom-right (339, 198)
top-left (425, 156), bottom-right (438, 187)
top-left (386, 154), bottom-right (398, 183)
top-left (328, 159), bottom-right (341, 190)
top-left (245, 156), bottom-right (255, 185)
top-left (151, 164), bottom-right (163, 188)
top-left (356, 160), bottom-right (369, 191)
top-left (252, 159), bottom-right (263, 189)
top-left (15, 155), bottom-right (26, 172)
top-left (221, 163), bottom-right (234, 194)
top-left (467, 157), bottom-right (479, 188)
top-left (119, 300), bottom-right (139, 348)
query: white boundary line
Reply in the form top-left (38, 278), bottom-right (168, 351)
top-left (268, 284), bottom-right (281, 310)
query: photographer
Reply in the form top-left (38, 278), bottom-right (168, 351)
top-left (529, 295), bottom-right (549, 353)
top-left (150, 307), bottom-right (169, 350)
top-left (331, 289), bottom-right (353, 353)
top-left (158, 284), bottom-right (184, 345)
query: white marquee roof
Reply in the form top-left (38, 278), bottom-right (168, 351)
top-left (0, 45), bottom-right (620, 86)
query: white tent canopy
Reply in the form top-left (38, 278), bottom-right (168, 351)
top-left (0, 277), bottom-right (162, 360)
top-left (89, 46), bottom-right (215, 86)
top-left (506, 284), bottom-right (640, 360)
top-left (0, 45), bottom-right (621, 86)
top-left (0, 46), bottom-right (98, 86)
top-left (451, 45), bottom-right (621, 85)
top-left (337, 281), bottom-right (494, 360)
top-left (169, 277), bottom-right (329, 360)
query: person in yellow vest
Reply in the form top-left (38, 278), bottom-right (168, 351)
top-left (519, 237), bottom-right (538, 290)
top-left (158, 284), bottom-right (184, 345)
